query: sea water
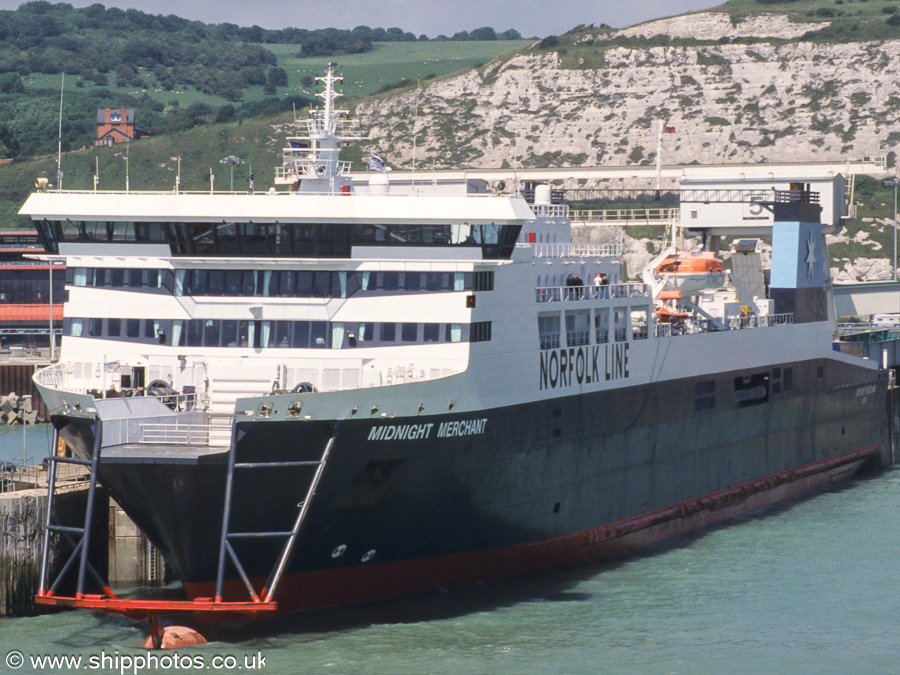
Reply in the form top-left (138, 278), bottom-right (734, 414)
top-left (1, 427), bottom-right (898, 674)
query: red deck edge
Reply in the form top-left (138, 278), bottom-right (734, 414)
top-left (38, 445), bottom-right (880, 620)
top-left (34, 593), bottom-right (277, 619)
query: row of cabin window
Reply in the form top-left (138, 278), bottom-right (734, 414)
top-left (69, 268), bottom-right (493, 298)
top-left (66, 318), bottom-right (491, 348)
top-left (538, 308), bottom-right (645, 349)
top-left (0, 268), bottom-right (66, 303)
top-left (38, 220), bottom-right (521, 259)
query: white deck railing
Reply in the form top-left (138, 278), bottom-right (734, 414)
top-left (570, 207), bottom-right (679, 224)
top-left (726, 313), bottom-right (794, 330)
top-left (532, 243), bottom-right (624, 258)
top-left (536, 283), bottom-right (649, 302)
top-left (139, 423), bottom-right (232, 446)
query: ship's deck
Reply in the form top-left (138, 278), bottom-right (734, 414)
top-left (101, 444), bottom-right (226, 464)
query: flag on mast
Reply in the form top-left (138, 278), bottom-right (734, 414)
top-left (369, 154), bottom-right (391, 172)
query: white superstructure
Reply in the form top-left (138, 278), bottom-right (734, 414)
top-left (22, 65), bottom-right (872, 440)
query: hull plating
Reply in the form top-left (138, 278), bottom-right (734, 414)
top-left (84, 355), bottom-right (888, 606)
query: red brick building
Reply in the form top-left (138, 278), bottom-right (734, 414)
top-left (95, 108), bottom-right (149, 146)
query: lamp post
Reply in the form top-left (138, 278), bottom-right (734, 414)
top-left (48, 259), bottom-right (64, 362)
top-left (220, 155), bottom-right (244, 192)
top-left (884, 178), bottom-right (899, 282)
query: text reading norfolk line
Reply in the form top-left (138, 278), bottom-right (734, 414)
top-left (540, 344), bottom-right (629, 391)
top-left (368, 418), bottom-right (488, 441)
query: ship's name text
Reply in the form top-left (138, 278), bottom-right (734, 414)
top-left (539, 344), bottom-right (629, 390)
top-left (367, 418), bottom-right (487, 442)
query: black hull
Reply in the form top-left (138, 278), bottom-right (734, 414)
top-left (61, 356), bottom-right (888, 604)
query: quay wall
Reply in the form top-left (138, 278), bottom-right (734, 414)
top-left (0, 363), bottom-right (49, 422)
top-left (0, 485), bottom-right (103, 617)
top-left (0, 484), bottom-right (165, 617)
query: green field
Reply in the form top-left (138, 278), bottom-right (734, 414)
top-left (23, 40), bottom-right (531, 110)
top-left (268, 40), bottom-right (531, 99)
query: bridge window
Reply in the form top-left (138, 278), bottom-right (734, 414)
top-left (424, 323), bottom-right (441, 342)
top-left (380, 323), bottom-right (396, 342)
top-left (447, 324), bottom-right (462, 343)
top-left (401, 323), bottom-right (418, 342)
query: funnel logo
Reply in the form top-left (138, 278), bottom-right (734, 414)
top-left (805, 232), bottom-right (817, 279)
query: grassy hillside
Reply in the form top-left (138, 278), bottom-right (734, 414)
top-left (22, 40), bottom-right (530, 113)
top-left (270, 40), bottom-right (531, 99)
top-left (721, 0), bottom-right (900, 40)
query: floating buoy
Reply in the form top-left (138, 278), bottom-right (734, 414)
top-left (143, 623), bottom-right (207, 650)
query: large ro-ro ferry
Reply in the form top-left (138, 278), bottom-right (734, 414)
top-left (25, 67), bottom-right (889, 624)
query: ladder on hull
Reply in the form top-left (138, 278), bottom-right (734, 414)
top-left (213, 427), bottom-right (336, 604)
top-left (37, 420), bottom-right (117, 604)
top-left (33, 416), bottom-right (318, 624)
top-left (34, 414), bottom-right (335, 626)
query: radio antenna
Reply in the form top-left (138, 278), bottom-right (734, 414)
top-left (56, 74), bottom-right (64, 189)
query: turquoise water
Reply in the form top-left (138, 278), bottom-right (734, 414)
top-left (2, 424), bottom-right (899, 673)
top-left (0, 423), bottom-right (53, 467)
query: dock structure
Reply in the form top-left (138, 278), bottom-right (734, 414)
top-left (0, 461), bottom-right (166, 616)
top-left (0, 362), bottom-right (52, 422)
top-left (361, 157), bottom-right (887, 188)
top-left (0, 473), bottom-right (94, 617)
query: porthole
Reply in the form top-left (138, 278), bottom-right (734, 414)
top-left (331, 544), bottom-right (347, 558)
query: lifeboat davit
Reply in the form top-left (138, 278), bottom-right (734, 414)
top-left (654, 251), bottom-right (725, 296)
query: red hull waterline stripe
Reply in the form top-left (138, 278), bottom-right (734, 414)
top-left (36, 445), bottom-right (879, 619)
top-left (188, 445), bottom-right (880, 617)
top-left (33, 592), bottom-right (277, 618)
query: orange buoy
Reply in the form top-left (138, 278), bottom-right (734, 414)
top-left (142, 625), bottom-right (208, 650)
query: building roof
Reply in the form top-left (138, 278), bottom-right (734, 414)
top-left (96, 109), bottom-right (136, 124)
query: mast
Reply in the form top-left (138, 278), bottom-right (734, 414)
top-left (275, 63), bottom-right (366, 193)
top-left (655, 120), bottom-right (663, 192)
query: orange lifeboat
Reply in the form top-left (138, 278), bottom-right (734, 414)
top-left (654, 306), bottom-right (689, 324)
top-left (654, 251), bottom-right (725, 296)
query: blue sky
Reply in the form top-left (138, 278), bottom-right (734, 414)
top-left (0, 0), bottom-right (725, 37)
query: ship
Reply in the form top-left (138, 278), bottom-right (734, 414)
top-left (25, 66), bottom-right (889, 625)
